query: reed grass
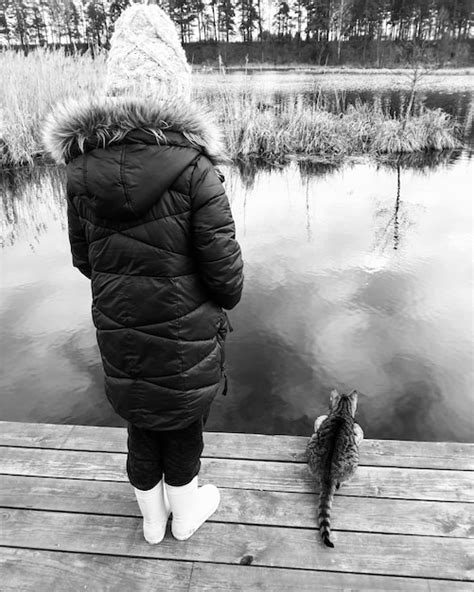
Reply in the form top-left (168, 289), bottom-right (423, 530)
top-left (0, 50), bottom-right (106, 167)
top-left (206, 86), bottom-right (460, 159)
top-left (0, 49), bottom-right (461, 168)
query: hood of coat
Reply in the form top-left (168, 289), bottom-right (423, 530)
top-left (42, 95), bottom-right (228, 220)
top-left (42, 94), bottom-right (228, 166)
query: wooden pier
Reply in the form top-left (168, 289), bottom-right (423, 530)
top-left (0, 421), bottom-right (473, 590)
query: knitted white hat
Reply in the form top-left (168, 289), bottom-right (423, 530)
top-left (105, 4), bottom-right (191, 100)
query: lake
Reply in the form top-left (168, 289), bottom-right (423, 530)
top-left (1, 78), bottom-right (473, 442)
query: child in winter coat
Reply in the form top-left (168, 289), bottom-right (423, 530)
top-left (42, 4), bottom-right (244, 544)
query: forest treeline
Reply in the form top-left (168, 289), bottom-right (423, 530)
top-left (0, 0), bottom-right (472, 66)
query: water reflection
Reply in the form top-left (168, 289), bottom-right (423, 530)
top-left (0, 154), bottom-right (473, 441)
top-left (373, 161), bottom-right (404, 252)
top-left (1, 166), bottom-right (66, 248)
top-left (379, 148), bottom-right (469, 171)
top-left (373, 151), bottom-right (472, 252)
top-left (297, 159), bottom-right (342, 179)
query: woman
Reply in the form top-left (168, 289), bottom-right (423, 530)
top-left (42, 3), bottom-right (243, 544)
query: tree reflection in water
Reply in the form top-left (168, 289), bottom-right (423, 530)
top-left (373, 150), bottom-right (466, 252)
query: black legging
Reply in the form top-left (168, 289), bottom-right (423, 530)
top-left (126, 412), bottom-right (209, 490)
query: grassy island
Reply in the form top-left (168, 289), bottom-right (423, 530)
top-left (213, 91), bottom-right (460, 161)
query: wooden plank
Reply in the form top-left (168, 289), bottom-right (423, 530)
top-left (1, 547), bottom-right (192, 592)
top-left (1, 474), bottom-right (472, 538)
top-left (0, 446), bottom-right (125, 481)
top-left (1, 509), bottom-right (472, 581)
top-left (1, 447), bottom-right (472, 502)
top-left (3, 549), bottom-right (471, 592)
top-left (202, 458), bottom-right (474, 502)
top-left (1, 422), bottom-right (473, 470)
top-left (357, 438), bottom-right (474, 471)
top-left (0, 422), bottom-right (74, 449)
top-left (0, 422), bottom-right (124, 451)
top-left (208, 434), bottom-right (474, 471)
top-left (189, 563), bottom-right (474, 592)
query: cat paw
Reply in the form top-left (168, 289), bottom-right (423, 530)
top-left (354, 423), bottom-right (364, 445)
top-left (314, 415), bottom-right (328, 432)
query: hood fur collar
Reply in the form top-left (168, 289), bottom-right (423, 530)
top-left (42, 95), bottom-right (228, 165)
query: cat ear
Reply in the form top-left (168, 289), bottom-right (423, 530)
top-left (348, 390), bottom-right (358, 414)
top-left (330, 389), bottom-right (339, 406)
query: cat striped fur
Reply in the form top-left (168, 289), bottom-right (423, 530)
top-left (306, 389), bottom-right (364, 548)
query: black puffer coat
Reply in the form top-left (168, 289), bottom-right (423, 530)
top-left (43, 96), bottom-right (244, 430)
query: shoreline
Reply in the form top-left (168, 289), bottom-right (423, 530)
top-left (2, 147), bottom-right (469, 173)
top-left (192, 67), bottom-right (474, 92)
top-left (200, 65), bottom-right (474, 76)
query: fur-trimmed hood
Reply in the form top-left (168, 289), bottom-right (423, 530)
top-left (42, 95), bottom-right (228, 165)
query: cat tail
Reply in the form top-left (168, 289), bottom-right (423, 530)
top-left (318, 480), bottom-right (337, 548)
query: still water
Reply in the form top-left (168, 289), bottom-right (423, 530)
top-left (1, 151), bottom-right (472, 442)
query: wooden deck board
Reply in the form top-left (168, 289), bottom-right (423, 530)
top-left (3, 549), bottom-right (472, 592)
top-left (1, 446), bottom-right (472, 501)
top-left (1, 474), bottom-right (472, 537)
top-left (189, 563), bottom-right (474, 592)
top-left (1, 421), bottom-right (473, 469)
top-left (1, 508), bottom-right (473, 580)
top-left (0, 421), bottom-right (472, 589)
top-left (1, 547), bottom-right (192, 592)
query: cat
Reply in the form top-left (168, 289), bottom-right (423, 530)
top-left (306, 389), bottom-right (364, 548)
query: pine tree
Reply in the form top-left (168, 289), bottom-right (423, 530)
top-left (238, 0), bottom-right (258, 42)
top-left (274, 2), bottom-right (292, 38)
top-left (109, 0), bottom-right (130, 41)
top-left (85, 0), bottom-right (108, 48)
top-left (293, 0), bottom-right (304, 41)
top-left (47, 0), bottom-right (68, 46)
top-left (0, 0), bottom-right (13, 46)
top-left (30, 3), bottom-right (46, 46)
top-left (12, 0), bottom-right (31, 54)
top-left (169, 0), bottom-right (197, 43)
top-left (109, 0), bottom-right (130, 23)
top-left (209, 0), bottom-right (218, 41)
top-left (63, 0), bottom-right (83, 50)
top-left (218, 0), bottom-right (235, 43)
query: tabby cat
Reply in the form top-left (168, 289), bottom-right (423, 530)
top-left (306, 389), bottom-right (364, 548)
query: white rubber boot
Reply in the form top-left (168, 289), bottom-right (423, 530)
top-left (166, 476), bottom-right (220, 541)
top-left (134, 479), bottom-right (170, 544)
